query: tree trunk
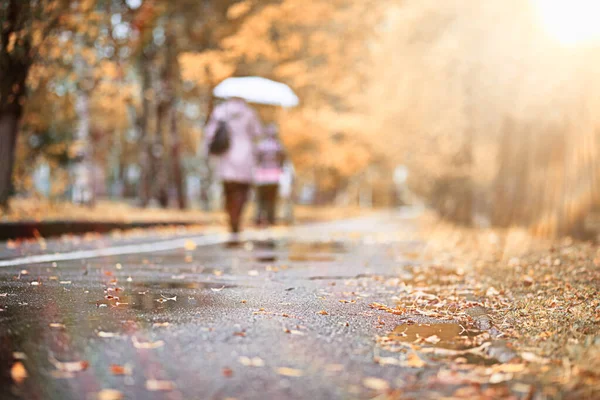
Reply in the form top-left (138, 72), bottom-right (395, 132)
top-left (154, 98), bottom-right (169, 208)
top-left (0, 111), bottom-right (19, 209)
top-left (170, 106), bottom-right (186, 209)
top-left (0, 57), bottom-right (29, 210)
top-left (164, 21), bottom-right (186, 210)
top-left (137, 56), bottom-right (153, 207)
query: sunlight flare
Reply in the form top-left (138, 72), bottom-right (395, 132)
top-left (533, 0), bottom-right (600, 45)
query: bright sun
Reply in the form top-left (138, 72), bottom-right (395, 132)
top-left (533, 0), bottom-right (600, 45)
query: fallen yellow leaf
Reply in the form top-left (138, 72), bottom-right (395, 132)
top-left (11, 362), bottom-right (27, 384)
top-left (363, 377), bottom-right (390, 391)
top-left (424, 335), bottom-right (441, 344)
top-left (276, 367), bottom-right (304, 377)
top-left (98, 331), bottom-right (119, 338)
top-left (145, 379), bottom-right (175, 391)
top-left (96, 389), bottom-right (123, 400)
top-left (49, 356), bottom-right (89, 373)
top-left (132, 337), bottom-right (165, 349)
top-left (184, 240), bottom-right (197, 251)
top-left (238, 356), bottom-right (265, 367)
top-left (405, 353), bottom-right (426, 368)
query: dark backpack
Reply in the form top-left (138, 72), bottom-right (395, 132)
top-left (209, 120), bottom-right (231, 155)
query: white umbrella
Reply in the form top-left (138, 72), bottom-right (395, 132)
top-left (213, 76), bottom-right (299, 108)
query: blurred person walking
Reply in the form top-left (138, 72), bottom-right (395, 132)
top-left (255, 123), bottom-right (286, 227)
top-left (204, 97), bottom-right (263, 244)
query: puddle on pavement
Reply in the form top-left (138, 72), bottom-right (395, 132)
top-left (133, 281), bottom-right (237, 290)
top-left (287, 241), bottom-right (347, 254)
top-left (389, 323), bottom-right (475, 350)
top-left (286, 241), bottom-right (347, 262)
top-left (255, 254), bottom-right (278, 263)
top-left (90, 282), bottom-right (236, 312)
top-left (250, 240), bottom-right (278, 250)
top-left (288, 254), bottom-right (337, 262)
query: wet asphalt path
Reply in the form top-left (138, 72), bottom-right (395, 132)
top-left (0, 211), bottom-right (425, 400)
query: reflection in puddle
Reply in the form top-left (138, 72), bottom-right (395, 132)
top-left (288, 254), bottom-right (336, 262)
top-left (286, 241), bottom-right (346, 262)
top-left (288, 241), bottom-right (347, 254)
top-left (133, 281), bottom-right (237, 290)
top-left (251, 240), bottom-right (277, 250)
top-left (91, 281), bottom-right (236, 312)
top-left (255, 254), bottom-right (278, 263)
top-left (389, 323), bottom-right (474, 350)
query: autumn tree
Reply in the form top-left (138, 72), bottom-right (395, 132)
top-left (0, 0), bottom-right (76, 209)
top-left (365, 0), bottom-right (600, 236)
top-left (180, 0), bottom-right (392, 203)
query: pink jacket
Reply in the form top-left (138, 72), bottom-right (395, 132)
top-left (204, 99), bottom-right (263, 183)
top-left (255, 125), bottom-right (285, 185)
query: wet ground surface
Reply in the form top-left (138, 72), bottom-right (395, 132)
top-left (0, 211), bottom-right (502, 399)
top-left (0, 225), bottom-right (222, 261)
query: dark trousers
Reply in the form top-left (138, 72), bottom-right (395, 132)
top-left (256, 184), bottom-right (279, 226)
top-left (223, 181), bottom-right (250, 233)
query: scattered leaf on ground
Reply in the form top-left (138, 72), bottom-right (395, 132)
top-left (318, 310), bottom-right (329, 315)
top-left (369, 302), bottom-right (404, 315)
top-left (184, 240), bottom-right (197, 251)
top-left (110, 364), bottom-right (132, 375)
top-left (98, 331), bottom-right (119, 338)
top-left (49, 356), bottom-right (89, 373)
top-left (363, 377), bottom-right (390, 391)
top-left (238, 356), bottom-right (265, 367)
top-left (96, 389), bottom-right (123, 400)
top-left (211, 286), bottom-right (225, 292)
top-left (374, 356), bottom-right (401, 366)
top-left (132, 337), bottom-right (165, 349)
top-left (489, 372), bottom-right (513, 384)
top-left (424, 335), bottom-right (441, 344)
top-left (11, 362), bottom-right (27, 384)
top-left (276, 367), bottom-right (304, 377)
top-left (520, 352), bottom-right (549, 364)
top-left (405, 353), bottom-right (426, 368)
top-left (284, 329), bottom-right (305, 335)
top-left (522, 275), bottom-right (534, 286)
top-left (145, 379), bottom-right (175, 391)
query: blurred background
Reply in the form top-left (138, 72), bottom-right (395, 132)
top-left (2, 0), bottom-right (600, 237)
